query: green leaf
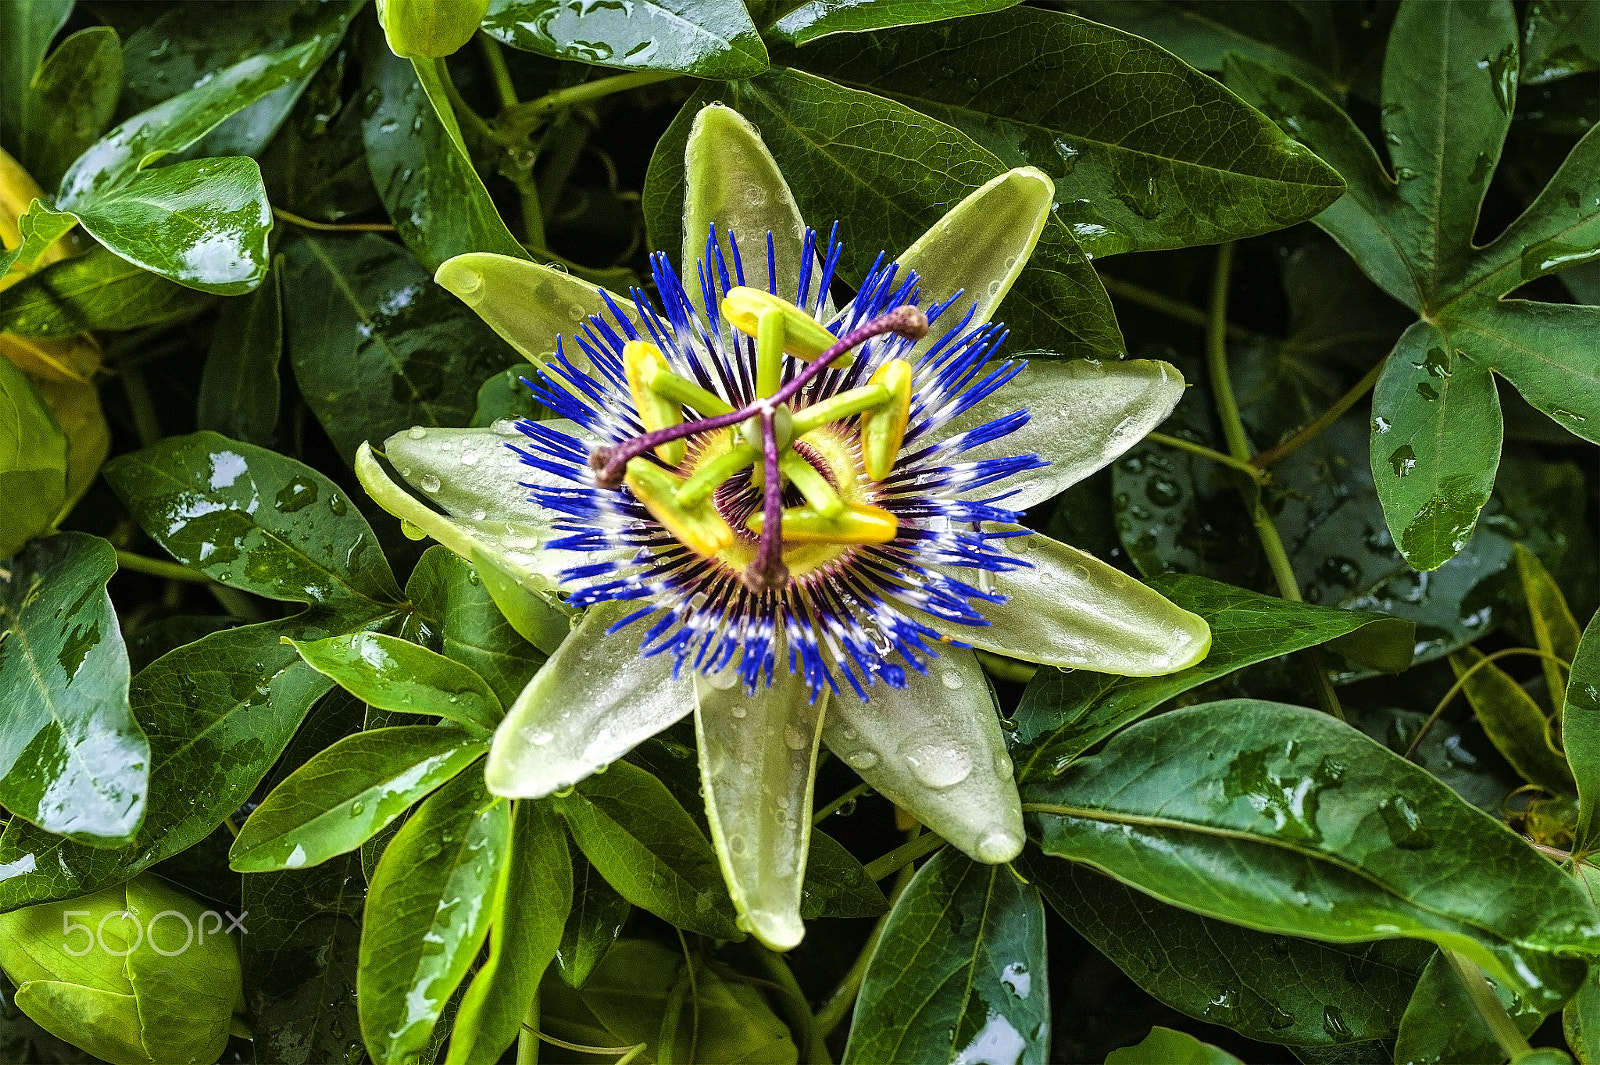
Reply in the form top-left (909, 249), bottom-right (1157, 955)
top-left (1565, 616), bottom-right (1600, 852)
top-left (1026, 699), bottom-right (1600, 1010)
top-left (1515, 545), bottom-right (1583, 718)
top-left (0, 532), bottom-right (145, 846)
top-left (259, 38), bottom-right (381, 224)
top-left (0, 354), bottom-right (65, 557)
top-left (359, 772), bottom-right (508, 1064)
top-left (27, 26), bottom-right (122, 190)
top-left (767, 0), bottom-right (1022, 45)
top-left (558, 851), bottom-right (630, 988)
top-left (482, 0), bottom-right (768, 79)
top-left (197, 263), bottom-right (282, 446)
top-left (230, 728), bottom-right (488, 872)
top-left (1522, 0), bottom-right (1600, 82)
top-left (1395, 951), bottom-right (1544, 1065)
top-left (289, 632), bottom-right (502, 732)
top-left (1106, 1027), bottom-right (1243, 1065)
top-left (104, 430), bottom-right (401, 606)
top-left (446, 799), bottom-right (572, 1065)
top-left (1450, 646), bottom-right (1574, 795)
top-left (57, 7), bottom-right (355, 208)
top-left (0, 605), bottom-right (390, 910)
top-left (1564, 930), bottom-right (1600, 1065)
top-left (65, 157), bottom-right (272, 295)
top-left (645, 69), bottom-right (1123, 359)
top-left (282, 232), bottom-right (520, 464)
top-left (1019, 852), bottom-right (1430, 1046)
top-left (404, 545), bottom-right (547, 707)
top-left (800, 829), bottom-right (888, 920)
top-left (0, 244), bottom-right (212, 339)
top-left (0, 200), bottom-right (76, 276)
top-left (1012, 572), bottom-right (1413, 781)
top-left (784, 6), bottom-right (1345, 260)
top-left (359, 42), bottom-right (527, 271)
top-left (554, 760), bottom-right (742, 940)
top-left (0, 0), bottom-right (73, 175)
top-left (844, 847), bottom-right (1049, 1065)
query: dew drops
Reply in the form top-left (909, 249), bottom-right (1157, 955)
top-left (350, 801), bottom-right (366, 817)
top-left (1395, 166), bottom-right (1419, 181)
top-left (1378, 793), bottom-right (1434, 849)
top-left (940, 670), bottom-right (964, 691)
top-left (409, 426), bottom-right (427, 439)
top-left (844, 749), bottom-right (879, 770)
top-left (419, 473), bottom-right (441, 493)
top-left (898, 735), bottom-right (973, 789)
top-left (784, 723), bottom-right (809, 750)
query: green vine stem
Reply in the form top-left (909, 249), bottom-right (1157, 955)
top-left (502, 70), bottom-right (681, 126)
top-left (1442, 949), bottom-right (1535, 1061)
top-left (1098, 274), bottom-right (1266, 344)
top-left (477, 34), bottom-right (546, 248)
top-left (862, 830), bottom-right (945, 881)
top-left (1402, 647), bottom-right (1572, 762)
top-left (272, 207), bottom-right (395, 233)
top-left (813, 781), bottom-right (873, 825)
top-left (753, 944), bottom-right (833, 1065)
top-left (1144, 431), bottom-right (1268, 483)
top-left (115, 550), bottom-right (209, 584)
top-left (1251, 358), bottom-right (1385, 468)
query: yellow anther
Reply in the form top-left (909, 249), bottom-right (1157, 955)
top-left (625, 458), bottom-right (735, 557)
top-left (622, 340), bottom-right (686, 465)
top-left (747, 502), bottom-right (898, 545)
top-left (860, 358), bottom-right (912, 481)
top-left (722, 287), bottom-right (852, 369)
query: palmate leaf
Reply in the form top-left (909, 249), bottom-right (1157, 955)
top-left (1224, 0), bottom-right (1600, 571)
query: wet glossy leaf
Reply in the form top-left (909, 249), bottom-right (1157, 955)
top-left (282, 232), bottom-right (519, 464)
top-left (1019, 852), bottom-right (1430, 1047)
top-left (799, 829), bottom-right (888, 920)
top-left (404, 545), bottom-right (547, 707)
top-left (554, 760), bottom-right (742, 940)
top-left (0, 354), bottom-right (65, 556)
top-left (0, 532), bottom-right (145, 846)
top-left (644, 70), bottom-right (1123, 359)
top-left (1026, 700), bottom-right (1599, 1011)
top-left (557, 851), bottom-right (630, 989)
top-left (1565, 616), bottom-right (1600, 852)
top-left (359, 772), bottom-right (508, 1064)
top-left (1106, 1026), bottom-right (1242, 1065)
top-left (1395, 950), bottom-right (1544, 1065)
top-left (66, 157), bottom-right (272, 295)
top-left (0, 200), bottom-right (77, 277)
top-left (359, 41), bottom-right (527, 271)
top-left (0, 0), bottom-right (73, 176)
top-left (0, 245), bottom-right (212, 338)
top-left (1565, 934), bottom-right (1600, 1065)
top-left (784, 6), bottom-right (1344, 260)
top-left (258, 40), bottom-right (380, 224)
top-left (447, 799), bottom-right (571, 1065)
top-left (767, 0), bottom-right (1021, 45)
top-left (1450, 646), bottom-right (1574, 795)
top-left (27, 27), bottom-right (123, 190)
top-left (844, 846), bottom-right (1049, 1065)
top-left (1012, 573), bottom-right (1413, 781)
top-left (197, 264), bottom-right (282, 446)
top-left (104, 430), bottom-right (401, 605)
top-left (230, 728), bottom-right (488, 872)
top-left (0, 605), bottom-right (389, 910)
top-left (482, 0), bottom-right (768, 79)
top-left (290, 632), bottom-right (502, 732)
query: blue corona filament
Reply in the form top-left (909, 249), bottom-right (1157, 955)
top-left (508, 227), bottom-right (1044, 701)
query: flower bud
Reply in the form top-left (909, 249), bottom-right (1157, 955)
top-left (377, 0), bottom-right (490, 58)
top-left (0, 874), bottom-right (247, 1065)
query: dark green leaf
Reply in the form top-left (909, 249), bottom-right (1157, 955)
top-left (1450, 646), bottom-right (1574, 795)
top-left (197, 263), bottom-right (282, 446)
top-left (557, 850), bottom-right (630, 989)
top-left (104, 430), bottom-right (401, 605)
top-left (230, 728), bottom-right (488, 872)
top-left (66, 157), bottom-right (272, 295)
top-left (799, 829), bottom-right (888, 920)
top-left (1564, 929), bottom-right (1600, 1065)
top-left (0, 532), bottom-right (145, 846)
top-left (1018, 851), bottom-right (1430, 1046)
top-left (844, 846), bottom-right (1049, 1065)
top-left (404, 545), bottom-right (546, 708)
top-left (358, 772), bottom-right (508, 1063)
top-left (1026, 700), bottom-right (1599, 1010)
top-left (281, 231), bottom-right (520, 464)
top-left (483, 0), bottom-right (768, 79)
top-left (446, 799), bottom-right (572, 1065)
top-left (0, 0), bottom-right (73, 174)
top-left (289, 632), bottom-right (502, 732)
top-left (1106, 1026), bottom-right (1242, 1065)
top-left (0, 355), bottom-right (66, 557)
top-left (0, 245), bottom-right (212, 338)
top-left (1515, 543), bottom-right (1582, 715)
top-left (554, 760), bottom-right (741, 940)
top-left (1012, 572), bottom-right (1413, 781)
top-left (1395, 950), bottom-right (1544, 1065)
top-left (1565, 615), bottom-right (1600, 852)
top-left (258, 39), bottom-right (380, 224)
top-left (0, 200), bottom-right (77, 276)
top-left (359, 41), bottom-right (527, 271)
top-left (767, 0), bottom-right (1021, 45)
top-left (784, 7), bottom-right (1345, 259)
top-left (1522, 0), bottom-right (1600, 82)
top-left (0, 605), bottom-right (390, 911)
top-left (26, 27), bottom-right (122, 190)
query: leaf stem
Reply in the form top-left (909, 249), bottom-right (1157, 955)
top-left (862, 830), bottom-right (944, 881)
top-left (271, 207), bottom-right (395, 233)
top-left (1144, 431), bottom-right (1268, 483)
top-left (1403, 647), bottom-right (1572, 762)
top-left (813, 781), bottom-right (873, 825)
top-left (1442, 948), bottom-right (1534, 1061)
top-left (1251, 358), bottom-right (1385, 467)
top-left (120, 366), bottom-right (163, 447)
top-left (1205, 243), bottom-right (1343, 721)
top-left (753, 944), bottom-right (833, 1065)
top-left (477, 33), bottom-right (547, 249)
top-left (504, 70), bottom-right (681, 125)
top-left (114, 550), bottom-right (209, 584)
top-left (478, 33), bottom-right (520, 111)
top-left (1099, 273), bottom-right (1267, 343)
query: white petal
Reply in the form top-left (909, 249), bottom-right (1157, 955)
top-left (822, 649), bottom-right (1023, 864)
top-left (695, 665), bottom-right (826, 950)
top-left (486, 603), bottom-right (692, 798)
